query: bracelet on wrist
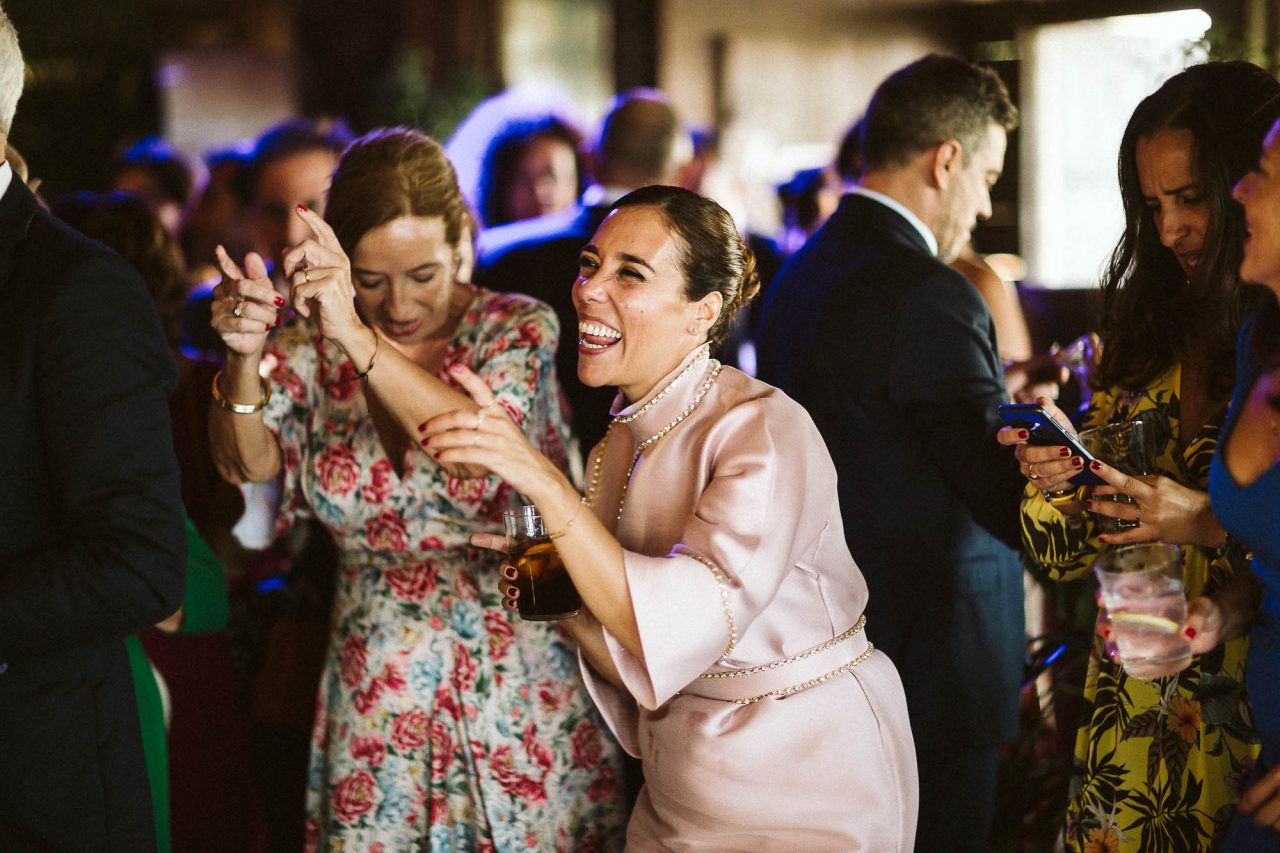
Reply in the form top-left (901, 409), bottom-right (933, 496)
top-left (212, 369), bottom-right (271, 415)
top-left (353, 328), bottom-right (380, 382)
top-left (547, 502), bottom-right (584, 540)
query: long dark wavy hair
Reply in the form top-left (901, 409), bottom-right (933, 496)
top-left (1096, 61), bottom-right (1280, 398)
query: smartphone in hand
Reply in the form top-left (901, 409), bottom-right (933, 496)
top-left (997, 402), bottom-right (1105, 486)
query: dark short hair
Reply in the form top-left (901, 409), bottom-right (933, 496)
top-left (247, 117), bottom-right (354, 200)
top-left (610, 185), bottom-right (760, 351)
top-left (1098, 61), bottom-right (1280, 397)
top-left (596, 89), bottom-right (681, 183)
top-left (477, 114), bottom-right (585, 227)
top-left (860, 54), bottom-right (1017, 173)
top-left (835, 115), bottom-right (865, 183)
top-left (325, 127), bottom-right (468, 258)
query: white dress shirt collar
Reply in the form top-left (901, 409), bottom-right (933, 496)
top-left (848, 185), bottom-right (938, 257)
top-left (0, 160), bottom-right (15, 203)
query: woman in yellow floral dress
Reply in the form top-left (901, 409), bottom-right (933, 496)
top-left (1000, 63), bottom-right (1275, 851)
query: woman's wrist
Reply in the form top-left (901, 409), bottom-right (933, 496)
top-left (531, 472), bottom-right (584, 531)
top-left (222, 351), bottom-right (265, 389)
top-left (335, 324), bottom-right (378, 373)
top-left (1194, 498), bottom-right (1228, 549)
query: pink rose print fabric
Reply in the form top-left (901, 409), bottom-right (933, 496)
top-left (261, 289), bottom-right (626, 851)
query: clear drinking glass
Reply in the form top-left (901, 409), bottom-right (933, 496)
top-left (1079, 420), bottom-right (1154, 532)
top-left (502, 505), bottom-right (581, 621)
top-left (1094, 543), bottom-right (1190, 679)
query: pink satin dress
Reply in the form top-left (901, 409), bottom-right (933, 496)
top-left (579, 344), bottom-right (919, 851)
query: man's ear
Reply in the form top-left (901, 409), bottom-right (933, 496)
top-left (929, 140), bottom-right (963, 191)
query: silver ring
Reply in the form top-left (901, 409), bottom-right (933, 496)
top-left (232, 298), bottom-right (245, 319)
top-left (1028, 463), bottom-right (1039, 481)
top-left (1135, 509), bottom-right (1141, 525)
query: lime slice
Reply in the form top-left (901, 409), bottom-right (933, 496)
top-left (1110, 612), bottom-right (1180, 633)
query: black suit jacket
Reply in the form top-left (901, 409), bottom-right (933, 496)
top-left (758, 193), bottom-right (1026, 749)
top-left (476, 205), bottom-right (618, 451)
top-left (0, 176), bottom-right (186, 850)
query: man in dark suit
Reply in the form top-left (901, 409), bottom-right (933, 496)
top-left (475, 89), bottom-right (690, 455)
top-left (0, 9), bottom-right (186, 850)
top-left (758, 55), bottom-right (1030, 852)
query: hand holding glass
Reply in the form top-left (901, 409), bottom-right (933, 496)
top-left (1079, 420), bottom-right (1154, 532)
top-left (1094, 543), bottom-right (1190, 679)
top-left (502, 505), bottom-right (581, 621)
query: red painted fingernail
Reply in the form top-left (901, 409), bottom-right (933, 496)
top-left (1090, 460), bottom-right (1102, 471)
top-left (273, 316), bottom-right (281, 328)
top-left (1103, 628), bottom-right (1111, 639)
top-left (1059, 447), bottom-right (1071, 457)
top-left (1185, 627), bottom-right (1197, 639)
top-left (432, 451), bottom-right (442, 460)
top-left (1017, 429), bottom-right (1028, 440)
top-left (1083, 500), bottom-right (1093, 509)
top-left (1072, 457), bottom-right (1083, 468)
top-left (274, 295), bottom-right (286, 307)
top-left (417, 420), bottom-right (429, 433)
top-left (296, 204), bottom-right (309, 212)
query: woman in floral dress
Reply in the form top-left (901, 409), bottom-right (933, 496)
top-left (208, 127), bottom-right (626, 851)
top-left (999, 63), bottom-right (1276, 851)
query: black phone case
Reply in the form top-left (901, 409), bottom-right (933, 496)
top-left (997, 403), bottom-right (1106, 486)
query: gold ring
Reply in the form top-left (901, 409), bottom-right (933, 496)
top-left (1028, 463), bottom-right (1039, 481)
top-left (232, 298), bottom-right (245, 319)
top-left (303, 268), bottom-right (312, 283)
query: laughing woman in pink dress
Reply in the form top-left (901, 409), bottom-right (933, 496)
top-left (426, 185), bottom-right (919, 850)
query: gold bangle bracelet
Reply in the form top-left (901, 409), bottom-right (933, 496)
top-left (211, 369), bottom-right (272, 415)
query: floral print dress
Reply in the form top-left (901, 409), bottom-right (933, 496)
top-left (261, 287), bottom-right (627, 852)
top-left (1021, 364), bottom-right (1259, 852)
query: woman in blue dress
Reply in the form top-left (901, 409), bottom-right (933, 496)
top-left (1173, 114), bottom-right (1280, 849)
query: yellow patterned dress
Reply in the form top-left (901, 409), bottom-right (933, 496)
top-left (1021, 364), bottom-right (1259, 852)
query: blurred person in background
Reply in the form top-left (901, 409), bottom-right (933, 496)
top-left (776, 165), bottom-right (843, 256)
top-left (112, 135), bottom-right (200, 242)
top-left (477, 113), bottom-right (586, 228)
top-left (998, 61), bottom-right (1278, 852)
top-left (183, 145), bottom-right (254, 286)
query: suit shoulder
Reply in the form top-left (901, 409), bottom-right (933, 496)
top-left (478, 208), bottom-right (590, 264)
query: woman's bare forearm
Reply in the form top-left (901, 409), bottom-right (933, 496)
top-left (561, 609), bottom-right (626, 689)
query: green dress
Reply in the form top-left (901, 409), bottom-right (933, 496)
top-left (1021, 364), bottom-right (1259, 851)
top-left (126, 516), bottom-right (229, 853)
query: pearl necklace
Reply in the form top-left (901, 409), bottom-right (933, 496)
top-left (610, 343), bottom-right (711, 424)
top-left (584, 360), bottom-right (723, 522)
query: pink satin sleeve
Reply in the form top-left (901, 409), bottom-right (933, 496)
top-left (594, 397), bottom-right (844, 710)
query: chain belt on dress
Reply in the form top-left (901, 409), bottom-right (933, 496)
top-left (677, 615), bottom-right (873, 705)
